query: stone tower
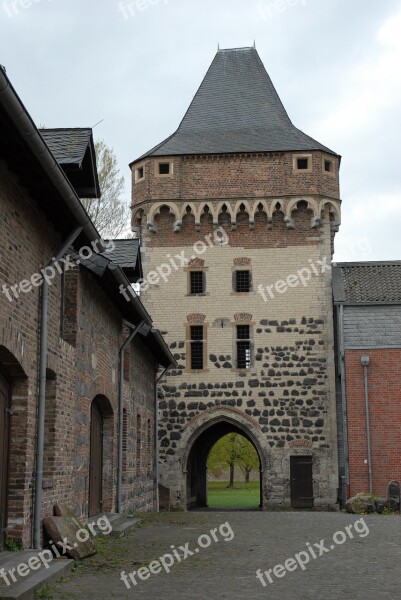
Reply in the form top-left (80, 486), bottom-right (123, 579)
top-left (130, 47), bottom-right (341, 510)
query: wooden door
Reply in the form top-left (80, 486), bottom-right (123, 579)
top-left (89, 401), bottom-right (103, 517)
top-left (290, 456), bottom-right (313, 508)
top-left (0, 373), bottom-right (10, 549)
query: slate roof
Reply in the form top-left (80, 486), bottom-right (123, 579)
top-left (333, 262), bottom-right (401, 303)
top-left (40, 128), bottom-right (92, 167)
top-left (133, 47), bottom-right (337, 162)
top-left (104, 239), bottom-right (140, 269)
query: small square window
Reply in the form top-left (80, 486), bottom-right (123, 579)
top-left (135, 166), bottom-right (144, 182)
top-left (297, 158), bottom-right (309, 170)
top-left (190, 271), bottom-right (205, 295)
top-left (324, 160), bottom-right (333, 173)
top-left (294, 154), bottom-right (312, 174)
top-left (159, 162), bottom-right (170, 175)
top-left (235, 270), bottom-right (251, 293)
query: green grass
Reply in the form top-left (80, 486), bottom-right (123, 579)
top-left (207, 480), bottom-right (260, 508)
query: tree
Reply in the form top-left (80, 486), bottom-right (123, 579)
top-left (81, 139), bottom-right (131, 239)
top-left (236, 435), bottom-right (259, 484)
top-left (207, 433), bottom-right (259, 487)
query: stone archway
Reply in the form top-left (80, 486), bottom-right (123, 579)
top-left (182, 410), bottom-right (266, 510)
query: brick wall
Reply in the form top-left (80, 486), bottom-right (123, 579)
top-left (0, 158), bottom-right (158, 546)
top-left (131, 151), bottom-right (340, 206)
top-left (346, 349), bottom-right (401, 498)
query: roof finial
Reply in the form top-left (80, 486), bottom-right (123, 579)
top-left (218, 41), bottom-right (220, 51)
top-left (253, 39), bottom-right (256, 49)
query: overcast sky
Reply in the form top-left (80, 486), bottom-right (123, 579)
top-left (1, 0), bottom-right (400, 261)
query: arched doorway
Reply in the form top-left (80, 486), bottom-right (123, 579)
top-left (0, 371), bottom-right (10, 549)
top-left (185, 418), bottom-right (264, 510)
top-left (89, 399), bottom-right (104, 516)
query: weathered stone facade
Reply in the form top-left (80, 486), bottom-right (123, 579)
top-left (130, 47), bottom-right (341, 510)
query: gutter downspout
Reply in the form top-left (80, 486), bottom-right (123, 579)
top-left (116, 320), bottom-right (145, 514)
top-left (338, 305), bottom-right (350, 505)
top-left (154, 365), bottom-right (173, 512)
top-left (361, 355), bottom-right (373, 495)
top-left (34, 226), bottom-right (83, 550)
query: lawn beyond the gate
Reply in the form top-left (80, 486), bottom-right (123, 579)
top-left (207, 480), bottom-right (260, 508)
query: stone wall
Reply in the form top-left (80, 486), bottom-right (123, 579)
top-left (136, 196), bottom-right (339, 509)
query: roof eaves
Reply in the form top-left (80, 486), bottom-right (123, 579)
top-left (0, 67), bottom-right (101, 248)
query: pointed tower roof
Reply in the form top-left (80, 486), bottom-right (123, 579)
top-left (135, 47), bottom-right (337, 161)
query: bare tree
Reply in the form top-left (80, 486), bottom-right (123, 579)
top-left (81, 139), bottom-right (131, 239)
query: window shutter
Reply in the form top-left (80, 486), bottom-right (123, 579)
top-left (202, 271), bottom-right (206, 294)
top-left (232, 270), bottom-right (237, 292)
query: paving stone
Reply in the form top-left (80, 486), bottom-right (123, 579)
top-left (48, 511), bottom-right (401, 599)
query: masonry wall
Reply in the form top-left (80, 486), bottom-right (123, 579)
top-left (131, 151), bottom-right (340, 205)
top-left (341, 303), bottom-right (401, 499)
top-left (345, 349), bottom-right (401, 498)
top-left (137, 198), bottom-right (339, 509)
top-left (0, 159), bottom-right (157, 546)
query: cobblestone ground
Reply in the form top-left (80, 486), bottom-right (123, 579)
top-left (49, 511), bottom-right (401, 600)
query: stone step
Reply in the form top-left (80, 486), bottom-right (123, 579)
top-left (98, 513), bottom-right (141, 537)
top-left (0, 551), bottom-right (73, 600)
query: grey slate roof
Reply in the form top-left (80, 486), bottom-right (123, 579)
top-left (333, 262), bottom-right (401, 303)
top-left (133, 47), bottom-right (337, 162)
top-left (104, 239), bottom-right (140, 269)
top-left (40, 128), bottom-right (92, 167)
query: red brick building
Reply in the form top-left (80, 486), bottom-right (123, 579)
top-left (333, 262), bottom-right (401, 502)
top-left (0, 66), bottom-right (174, 549)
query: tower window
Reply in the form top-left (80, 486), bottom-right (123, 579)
top-left (293, 154), bottom-right (312, 173)
top-left (236, 325), bottom-right (251, 369)
top-left (189, 271), bottom-right (205, 295)
top-left (297, 158), bottom-right (309, 170)
top-left (190, 325), bottom-right (204, 370)
top-left (235, 270), bottom-right (251, 293)
top-left (158, 162), bottom-right (171, 175)
top-left (135, 166), bottom-right (144, 182)
top-left (323, 158), bottom-right (335, 174)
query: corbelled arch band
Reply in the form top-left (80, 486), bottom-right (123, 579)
top-left (132, 197), bottom-right (341, 234)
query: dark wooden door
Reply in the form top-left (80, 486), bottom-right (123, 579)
top-left (290, 456), bottom-right (313, 508)
top-left (0, 373), bottom-right (10, 549)
top-left (89, 401), bottom-right (103, 517)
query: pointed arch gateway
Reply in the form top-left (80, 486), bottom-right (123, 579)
top-left (182, 410), bottom-right (265, 510)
